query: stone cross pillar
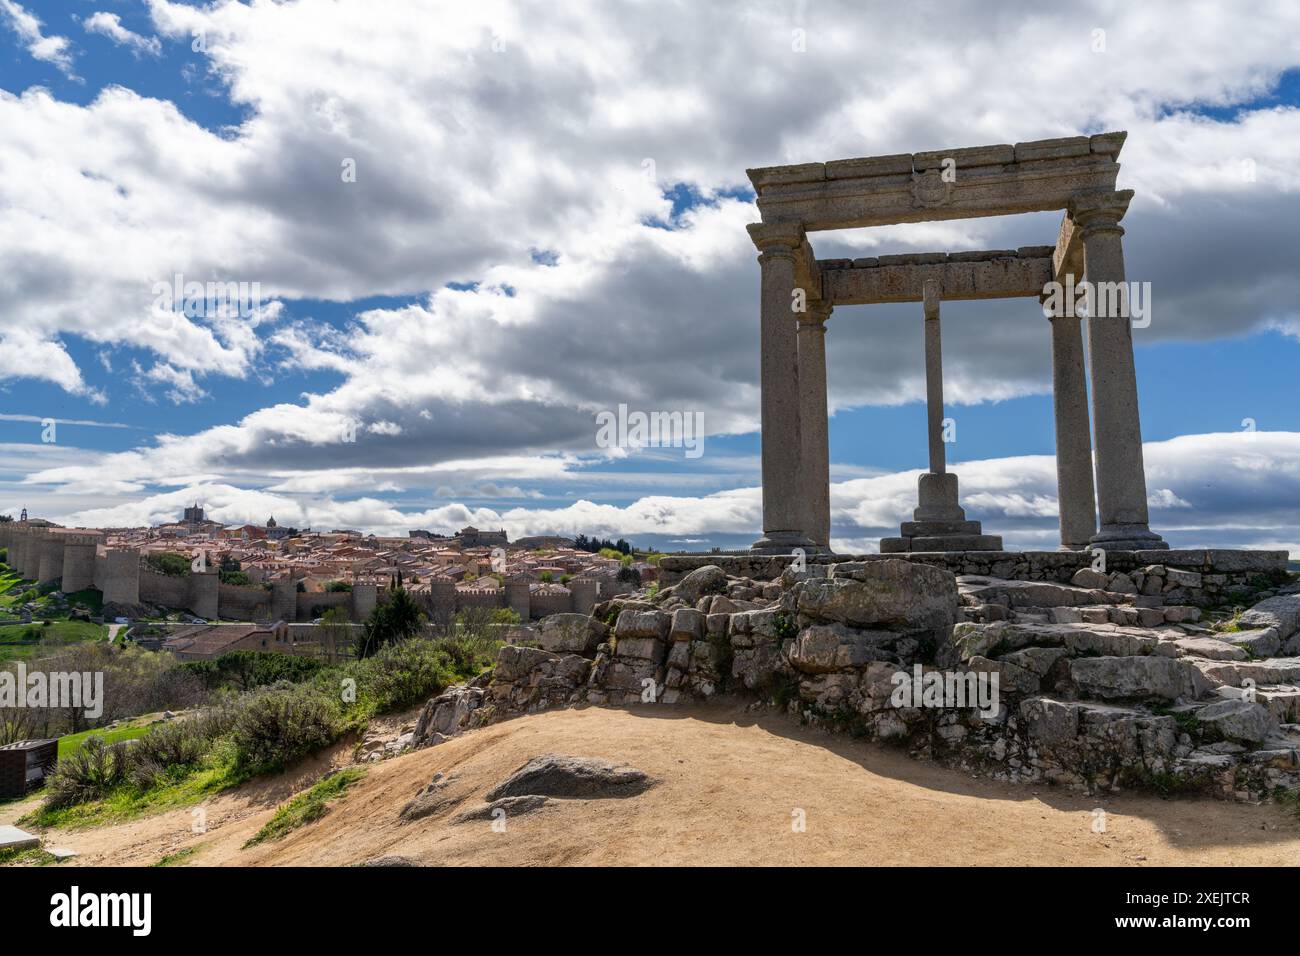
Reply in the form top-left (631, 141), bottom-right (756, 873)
top-left (881, 281), bottom-right (1001, 552)
top-left (1071, 190), bottom-right (1167, 551)
top-left (914, 280), bottom-right (961, 523)
top-left (798, 303), bottom-right (831, 548)
top-left (923, 279), bottom-right (946, 475)
top-left (748, 223), bottom-right (814, 553)
top-left (1044, 291), bottom-right (1098, 549)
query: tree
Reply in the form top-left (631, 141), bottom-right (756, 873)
top-left (146, 552), bottom-right (191, 577)
top-left (356, 586), bottom-right (424, 658)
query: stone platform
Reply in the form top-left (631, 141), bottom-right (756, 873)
top-left (880, 520), bottom-right (1004, 553)
top-left (660, 549), bottom-right (1290, 605)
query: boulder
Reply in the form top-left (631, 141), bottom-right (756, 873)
top-left (1019, 696), bottom-right (1080, 745)
top-left (1194, 699), bottom-right (1275, 744)
top-left (494, 645), bottom-right (562, 682)
top-left (673, 565), bottom-right (729, 604)
top-left (614, 609), bottom-right (670, 642)
top-left (537, 613), bottom-right (606, 656)
top-left (1239, 595), bottom-right (1300, 639)
top-left (787, 623), bottom-right (889, 673)
top-left (357, 855), bottom-right (420, 867)
top-left (1222, 627), bottom-right (1281, 658)
top-left (1196, 657), bottom-right (1300, 687)
top-left (1070, 568), bottom-right (1109, 590)
top-left (1070, 655), bottom-right (1211, 701)
top-left (1170, 636), bottom-right (1247, 661)
top-left (485, 754), bottom-right (654, 800)
top-left (455, 795), bottom-right (550, 823)
top-left (399, 772), bottom-right (464, 821)
top-left (669, 607), bottom-right (705, 642)
top-left (800, 560), bottom-right (958, 630)
top-left (413, 686), bottom-right (485, 745)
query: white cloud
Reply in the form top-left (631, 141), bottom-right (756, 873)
top-left (82, 12), bottom-right (161, 57)
top-left (14, 431), bottom-right (1300, 559)
top-left (0, 0), bottom-right (76, 77)
top-left (1, 0), bottom-right (1298, 537)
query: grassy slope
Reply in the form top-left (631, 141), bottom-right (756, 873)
top-left (0, 563), bottom-right (107, 663)
top-left (57, 720), bottom-right (155, 759)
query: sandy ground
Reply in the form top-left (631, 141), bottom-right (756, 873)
top-left (5, 702), bottom-right (1300, 866)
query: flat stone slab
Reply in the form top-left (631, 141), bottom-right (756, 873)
top-left (881, 534), bottom-right (1004, 553)
top-left (45, 847), bottom-right (78, 860)
top-left (0, 825), bottom-right (40, 851)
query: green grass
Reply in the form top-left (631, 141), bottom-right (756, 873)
top-left (0, 619), bottom-right (110, 663)
top-left (57, 721), bottom-right (155, 759)
top-left (22, 741), bottom-right (246, 831)
top-left (244, 767), bottom-right (366, 847)
top-left (151, 846), bottom-right (201, 867)
top-left (0, 845), bottom-right (65, 866)
top-left (0, 561), bottom-right (109, 662)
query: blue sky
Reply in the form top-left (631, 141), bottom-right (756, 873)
top-left (1, 1), bottom-right (1298, 554)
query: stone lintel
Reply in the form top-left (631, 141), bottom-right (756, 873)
top-left (822, 253), bottom-right (1053, 305)
top-left (748, 132), bottom-right (1128, 232)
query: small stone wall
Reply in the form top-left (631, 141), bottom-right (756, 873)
top-left (423, 556), bottom-right (1300, 804)
top-left (660, 549), bottom-right (1289, 609)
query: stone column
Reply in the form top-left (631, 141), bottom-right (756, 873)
top-left (1072, 190), bottom-right (1167, 550)
top-left (923, 280), bottom-right (946, 475)
top-left (747, 222), bottom-right (814, 553)
top-left (797, 303), bottom-right (831, 549)
top-left (1044, 293), bottom-right (1098, 549)
top-left (914, 280), bottom-right (963, 524)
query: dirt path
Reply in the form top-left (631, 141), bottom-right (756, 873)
top-left (9, 703), bottom-right (1300, 866)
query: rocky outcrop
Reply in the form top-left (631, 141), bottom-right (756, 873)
top-left (485, 754), bottom-right (653, 800)
top-left (410, 554), bottom-right (1300, 803)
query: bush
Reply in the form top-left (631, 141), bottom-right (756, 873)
top-left (132, 719), bottom-right (210, 769)
top-left (45, 736), bottom-right (131, 808)
top-left (181, 650), bottom-right (323, 692)
top-left (229, 687), bottom-right (342, 775)
top-left (347, 639), bottom-right (456, 713)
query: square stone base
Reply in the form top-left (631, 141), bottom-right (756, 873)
top-left (880, 533), bottom-right (1004, 553)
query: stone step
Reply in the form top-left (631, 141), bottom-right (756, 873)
top-left (899, 520), bottom-right (984, 537)
top-left (952, 620), bottom-right (1162, 661)
top-left (958, 576), bottom-right (1118, 608)
top-left (1194, 657), bottom-right (1300, 687)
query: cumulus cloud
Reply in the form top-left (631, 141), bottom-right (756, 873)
top-left (12, 431), bottom-right (1298, 559)
top-left (0, 0), bottom-right (76, 77)
top-left (1, 1), bottom-right (1298, 541)
top-left (82, 12), bottom-right (161, 57)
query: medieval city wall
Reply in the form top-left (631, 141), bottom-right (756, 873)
top-left (4, 523), bottom-right (604, 625)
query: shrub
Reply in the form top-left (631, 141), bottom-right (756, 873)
top-left (45, 736), bottom-right (131, 808)
top-left (181, 650), bottom-right (323, 692)
top-left (229, 687), bottom-right (342, 775)
top-left (349, 639), bottom-right (455, 713)
top-left (132, 719), bottom-right (210, 769)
